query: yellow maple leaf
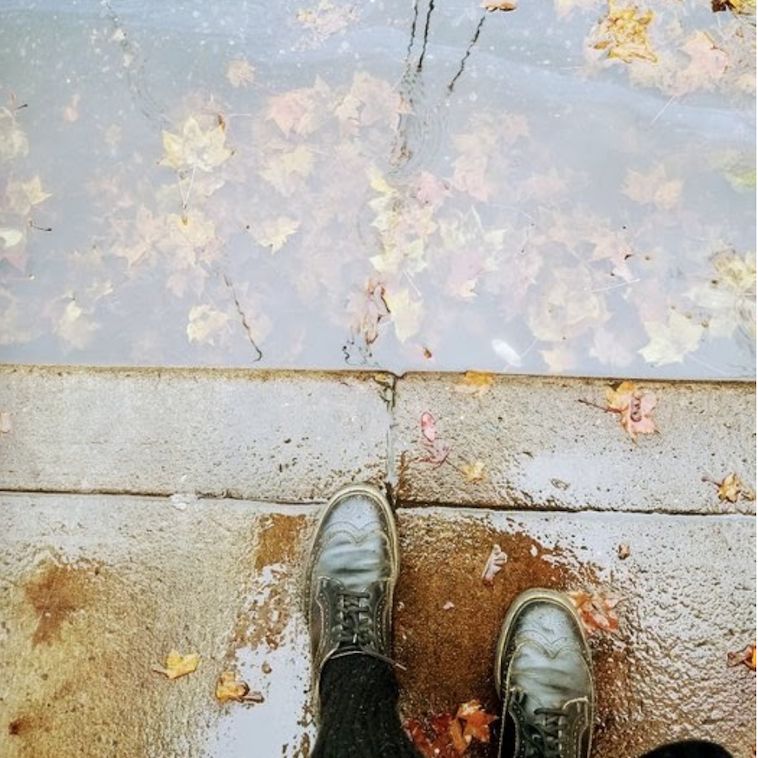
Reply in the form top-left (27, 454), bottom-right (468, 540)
top-left (716, 473), bottom-right (756, 503)
top-left (384, 287), bottom-right (423, 343)
top-left (0, 227), bottom-right (24, 248)
top-left (259, 145), bottom-right (315, 196)
top-left (0, 107), bottom-right (29, 163)
top-left (55, 300), bottom-right (99, 350)
top-left (160, 117), bottom-right (232, 172)
top-left (463, 460), bottom-right (486, 482)
top-left (249, 216), bottom-right (300, 253)
top-left (152, 650), bottom-right (201, 680)
top-left (226, 59), bottom-right (256, 88)
top-left (455, 371), bottom-right (495, 397)
top-left (639, 311), bottom-right (703, 366)
top-left (593, 1), bottom-right (658, 64)
top-left (186, 305), bottom-right (231, 345)
top-left (7, 176), bottom-right (52, 215)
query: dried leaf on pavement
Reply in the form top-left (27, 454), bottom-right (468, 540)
top-left (726, 644), bottom-right (756, 670)
top-left (462, 460), bottom-right (485, 482)
top-left (605, 380), bottom-right (657, 440)
top-left (455, 700), bottom-right (498, 745)
top-left (481, 544), bottom-right (508, 585)
top-left (419, 412), bottom-right (451, 465)
top-left (579, 381), bottom-right (657, 441)
top-left (215, 670), bottom-right (265, 704)
top-left (703, 473), bottom-right (756, 504)
top-left (455, 371), bottom-right (495, 397)
top-left (152, 650), bottom-right (201, 680)
top-left (568, 590), bottom-right (624, 635)
top-left (406, 701), bottom-right (497, 757)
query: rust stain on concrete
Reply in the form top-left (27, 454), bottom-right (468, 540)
top-left (23, 557), bottom-right (101, 646)
top-left (394, 512), bottom-right (625, 756)
top-left (232, 513), bottom-right (310, 655)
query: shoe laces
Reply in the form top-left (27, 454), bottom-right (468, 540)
top-left (524, 707), bottom-right (569, 758)
top-left (512, 691), bottom-right (573, 758)
top-left (334, 590), bottom-right (374, 649)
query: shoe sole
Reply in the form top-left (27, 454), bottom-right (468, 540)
top-left (493, 588), bottom-right (594, 701)
top-left (303, 481), bottom-right (400, 633)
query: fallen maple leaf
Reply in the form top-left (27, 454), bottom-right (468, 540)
top-left (215, 670), bottom-right (265, 703)
top-left (152, 650), bottom-right (201, 679)
top-left (703, 473), bottom-right (756, 504)
top-left (6, 176), bottom-right (52, 215)
top-left (160, 116), bottom-right (232, 173)
top-left (419, 412), bottom-right (451, 465)
top-left (726, 644), bottom-right (756, 670)
top-left (455, 371), bottom-right (495, 397)
top-left (455, 700), bottom-right (497, 745)
top-left (606, 381), bottom-right (657, 440)
top-left (226, 59), bottom-right (256, 88)
top-left (579, 381), bottom-right (657, 440)
top-left (481, 544), bottom-right (508, 585)
top-left (462, 460), bottom-right (485, 482)
top-left (640, 311), bottom-right (704, 367)
top-left (481, 0), bottom-right (517, 9)
top-left (592, 0), bottom-right (658, 64)
top-left (567, 590), bottom-right (624, 635)
top-left (406, 701), bottom-right (497, 757)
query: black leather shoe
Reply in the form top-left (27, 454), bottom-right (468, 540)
top-left (495, 589), bottom-right (595, 758)
top-left (305, 483), bottom-right (399, 711)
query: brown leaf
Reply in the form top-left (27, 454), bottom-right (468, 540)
top-left (456, 700), bottom-right (498, 744)
top-left (726, 644), bottom-right (756, 670)
top-left (405, 702), bottom-right (497, 758)
top-left (567, 590), bottom-right (624, 635)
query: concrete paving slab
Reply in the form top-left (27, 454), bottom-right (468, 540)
top-left (0, 365), bottom-right (393, 501)
top-left (392, 374), bottom-right (756, 514)
top-left (1, 494), bottom-right (754, 758)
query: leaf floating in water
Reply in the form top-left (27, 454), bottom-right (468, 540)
top-left (639, 312), bottom-right (704, 366)
top-left (592, 0), bottom-right (658, 64)
top-left (226, 59), bottom-right (256, 88)
top-left (160, 116), bottom-right (232, 173)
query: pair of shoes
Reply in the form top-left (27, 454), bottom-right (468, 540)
top-left (305, 484), bottom-right (594, 757)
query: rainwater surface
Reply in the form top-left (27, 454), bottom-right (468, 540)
top-left (0, 0), bottom-right (755, 377)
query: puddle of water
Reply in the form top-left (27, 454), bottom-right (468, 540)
top-left (0, 0), bottom-right (754, 378)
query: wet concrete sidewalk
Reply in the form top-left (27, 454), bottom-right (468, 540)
top-left (0, 365), bottom-right (755, 758)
